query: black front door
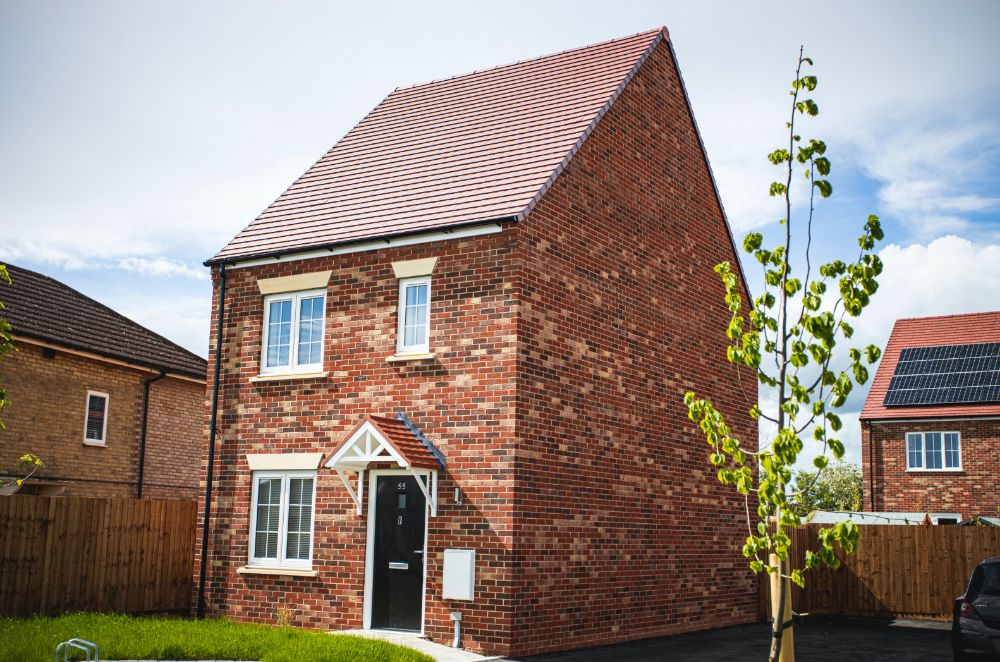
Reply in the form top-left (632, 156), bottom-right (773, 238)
top-left (371, 474), bottom-right (425, 631)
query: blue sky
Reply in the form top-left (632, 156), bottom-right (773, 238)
top-left (2, 0), bottom-right (999, 466)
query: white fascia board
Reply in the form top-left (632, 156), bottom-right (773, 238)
top-left (227, 223), bottom-right (504, 270)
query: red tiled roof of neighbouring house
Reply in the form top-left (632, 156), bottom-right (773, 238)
top-left (209, 28), bottom-right (669, 264)
top-left (1, 263), bottom-right (208, 379)
top-left (860, 311), bottom-right (1000, 421)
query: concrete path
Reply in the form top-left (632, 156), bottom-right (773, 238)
top-left (340, 629), bottom-right (502, 662)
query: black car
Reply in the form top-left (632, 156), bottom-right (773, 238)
top-left (954, 556), bottom-right (1000, 660)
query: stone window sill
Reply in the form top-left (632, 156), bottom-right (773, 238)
top-left (250, 371), bottom-right (328, 383)
top-left (386, 353), bottom-right (435, 363)
top-left (905, 469), bottom-right (964, 474)
top-left (237, 566), bottom-right (318, 577)
top-left (82, 440), bottom-right (107, 448)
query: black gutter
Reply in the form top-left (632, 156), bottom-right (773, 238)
top-left (197, 264), bottom-right (226, 619)
top-left (136, 371), bottom-right (167, 498)
top-left (202, 216), bottom-right (518, 267)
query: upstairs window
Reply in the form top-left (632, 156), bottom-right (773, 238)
top-left (397, 276), bottom-right (431, 354)
top-left (261, 290), bottom-right (325, 374)
top-left (906, 431), bottom-right (961, 471)
top-left (249, 471), bottom-right (316, 569)
top-left (84, 391), bottom-right (109, 445)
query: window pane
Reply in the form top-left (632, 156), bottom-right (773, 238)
top-left (285, 478), bottom-right (313, 560)
top-left (266, 300), bottom-right (292, 368)
top-left (925, 432), bottom-right (942, 469)
top-left (944, 433), bottom-right (960, 468)
top-left (907, 433), bottom-right (922, 468)
top-left (85, 394), bottom-right (107, 440)
top-left (296, 296), bottom-right (324, 366)
top-left (254, 478), bottom-right (282, 559)
top-left (402, 283), bottom-right (429, 349)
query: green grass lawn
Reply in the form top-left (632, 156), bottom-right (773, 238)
top-left (0, 613), bottom-right (434, 662)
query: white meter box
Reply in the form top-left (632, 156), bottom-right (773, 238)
top-left (442, 549), bottom-right (475, 601)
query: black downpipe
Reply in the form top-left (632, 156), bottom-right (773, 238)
top-left (197, 264), bottom-right (226, 619)
top-left (136, 371), bottom-right (167, 498)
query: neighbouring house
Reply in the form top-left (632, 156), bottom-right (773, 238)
top-left (0, 264), bottom-right (207, 498)
top-left (198, 28), bottom-right (757, 656)
top-left (861, 311), bottom-right (1000, 520)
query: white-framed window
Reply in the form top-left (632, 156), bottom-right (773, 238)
top-left (249, 470), bottom-right (316, 569)
top-left (83, 390), bottom-right (109, 445)
top-left (261, 289), bottom-right (326, 374)
top-left (396, 275), bottom-right (431, 354)
top-left (906, 431), bottom-right (961, 471)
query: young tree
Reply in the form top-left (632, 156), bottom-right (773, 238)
top-left (790, 459), bottom-right (863, 516)
top-left (684, 50), bottom-right (884, 661)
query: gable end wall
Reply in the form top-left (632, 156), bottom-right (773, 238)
top-left (510, 39), bottom-right (758, 655)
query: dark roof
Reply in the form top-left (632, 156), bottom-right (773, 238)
top-left (861, 311), bottom-right (1000, 420)
top-left (1, 263), bottom-right (207, 379)
top-left (210, 28), bottom-right (668, 264)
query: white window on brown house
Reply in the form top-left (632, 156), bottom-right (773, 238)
top-left (84, 390), bottom-right (109, 445)
top-left (260, 289), bottom-right (326, 375)
top-left (906, 431), bottom-right (961, 471)
top-left (249, 470), bottom-right (316, 569)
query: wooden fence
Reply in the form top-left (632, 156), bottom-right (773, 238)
top-left (761, 524), bottom-right (1000, 620)
top-left (0, 495), bottom-right (196, 616)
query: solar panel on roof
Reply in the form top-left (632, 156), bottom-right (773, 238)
top-left (883, 341), bottom-right (1000, 407)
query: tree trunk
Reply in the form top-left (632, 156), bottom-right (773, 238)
top-left (769, 553), bottom-right (795, 662)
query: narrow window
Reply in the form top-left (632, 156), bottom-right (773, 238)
top-left (250, 471), bottom-right (315, 569)
top-left (397, 276), bottom-right (431, 354)
top-left (924, 432), bottom-right (943, 469)
top-left (261, 290), bottom-right (325, 374)
top-left (943, 432), bottom-right (961, 469)
top-left (84, 391), bottom-right (109, 445)
top-left (906, 432), bottom-right (922, 469)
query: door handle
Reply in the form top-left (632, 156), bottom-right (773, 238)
top-left (388, 562), bottom-right (409, 570)
top-left (413, 550), bottom-right (423, 554)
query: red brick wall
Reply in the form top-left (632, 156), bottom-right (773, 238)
top-left (506, 39), bottom-right (757, 655)
top-left (862, 419), bottom-right (1000, 516)
top-left (0, 342), bottom-right (203, 499)
top-left (196, 38), bottom-right (756, 656)
top-left (195, 234), bottom-right (520, 652)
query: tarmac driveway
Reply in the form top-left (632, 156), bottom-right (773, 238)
top-left (503, 616), bottom-right (954, 662)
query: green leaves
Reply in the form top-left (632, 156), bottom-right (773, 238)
top-left (684, 50), bottom-right (884, 602)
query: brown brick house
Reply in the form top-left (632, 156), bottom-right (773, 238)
top-left (198, 28), bottom-right (757, 656)
top-left (860, 311), bottom-right (1000, 519)
top-left (0, 264), bottom-right (207, 498)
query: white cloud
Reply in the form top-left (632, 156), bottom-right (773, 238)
top-left (116, 293), bottom-right (211, 358)
top-left (116, 257), bottom-right (207, 280)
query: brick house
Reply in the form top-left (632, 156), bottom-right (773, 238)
top-left (0, 264), bottom-right (207, 498)
top-left (860, 311), bottom-right (1000, 520)
top-left (198, 28), bottom-right (757, 656)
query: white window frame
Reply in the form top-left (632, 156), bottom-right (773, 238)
top-left (396, 275), bottom-right (432, 355)
top-left (83, 390), bottom-right (109, 446)
top-left (249, 470), bottom-right (316, 570)
top-left (260, 289), bottom-right (326, 375)
top-left (906, 431), bottom-right (962, 471)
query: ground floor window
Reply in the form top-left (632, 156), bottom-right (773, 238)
top-left (905, 431), bottom-right (961, 471)
top-left (249, 471), bottom-right (315, 569)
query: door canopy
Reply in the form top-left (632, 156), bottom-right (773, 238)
top-left (325, 412), bottom-right (445, 516)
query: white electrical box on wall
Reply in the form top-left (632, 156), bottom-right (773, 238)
top-left (442, 549), bottom-right (476, 601)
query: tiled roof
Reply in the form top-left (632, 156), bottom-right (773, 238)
top-left (366, 415), bottom-right (442, 470)
top-left (1, 263), bottom-right (207, 379)
top-left (860, 311), bottom-right (1000, 420)
top-left (210, 28), bottom-right (668, 264)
